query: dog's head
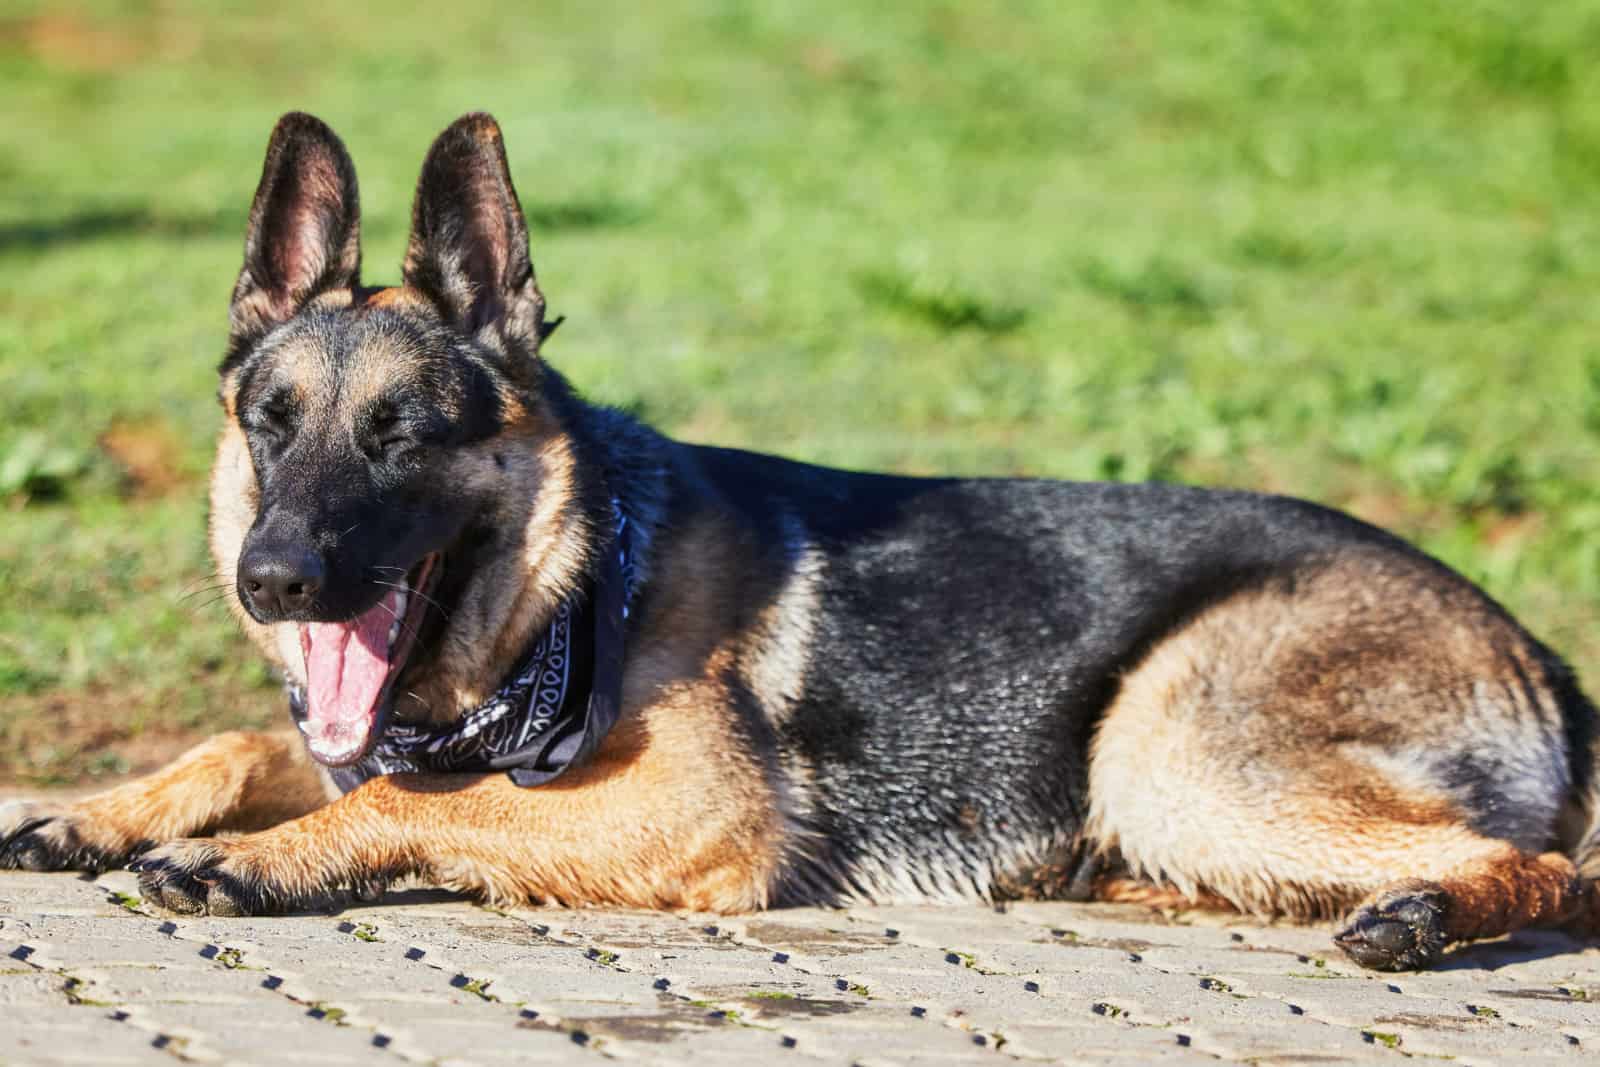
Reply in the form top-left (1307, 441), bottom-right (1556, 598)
top-left (211, 112), bottom-right (587, 766)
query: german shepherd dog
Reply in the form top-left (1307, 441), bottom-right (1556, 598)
top-left (3, 113), bottom-right (1598, 972)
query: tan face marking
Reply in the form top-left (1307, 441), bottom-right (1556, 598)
top-left (361, 286), bottom-right (431, 310)
top-left (308, 289), bottom-right (355, 311)
top-left (336, 332), bottom-right (429, 419)
top-left (244, 326), bottom-right (440, 446)
top-left (271, 336), bottom-right (335, 400)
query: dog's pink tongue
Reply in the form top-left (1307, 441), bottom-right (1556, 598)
top-left (300, 596), bottom-right (396, 762)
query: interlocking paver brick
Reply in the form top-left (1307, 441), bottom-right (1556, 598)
top-left (3, 865), bottom-right (1597, 1065)
top-left (0, 1002), bottom-right (174, 1066)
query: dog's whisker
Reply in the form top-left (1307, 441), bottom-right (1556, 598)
top-left (178, 581), bottom-right (231, 594)
top-left (370, 598), bottom-right (402, 623)
top-left (178, 573), bottom-right (229, 593)
top-left (187, 591), bottom-right (237, 616)
top-left (177, 582), bottom-right (234, 603)
top-left (369, 579), bottom-right (450, 620)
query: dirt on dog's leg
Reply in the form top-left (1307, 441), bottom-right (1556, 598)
top-left (133, 706), bottom-right (784, 916)
top-left (0, 730), bottom-right (329, 872)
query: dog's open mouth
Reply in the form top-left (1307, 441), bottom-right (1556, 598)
top-left (296, 553), bottom-right (440, 765)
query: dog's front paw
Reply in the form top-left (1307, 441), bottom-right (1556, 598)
top-left (1333, 881), bottom-right (1450, 971)
top-left (133, 839), bottom-right (279, 917)
top-left (0, 800), bottom-right (148, 874)
top-left (132, 836), bottom-right (356, 917)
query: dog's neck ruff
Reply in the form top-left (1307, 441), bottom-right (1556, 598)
top-left (287, 503), bottom-right (639, 792)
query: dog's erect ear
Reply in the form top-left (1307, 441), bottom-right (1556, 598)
top-left (402, 112), bottom-right (555, 352)
top-left (228, 113), bottom-right (361, 352)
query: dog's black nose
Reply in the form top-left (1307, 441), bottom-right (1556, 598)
top-left (238, 545), bottom-right (325, 619)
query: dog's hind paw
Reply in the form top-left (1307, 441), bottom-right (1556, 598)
top-left (0, 801), bottom-right (146, 874)
top-left (1333, 882), bottom-right (1450, 971)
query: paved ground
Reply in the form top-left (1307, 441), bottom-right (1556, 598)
top-left (1, 868), bottom-right (1597, 1066)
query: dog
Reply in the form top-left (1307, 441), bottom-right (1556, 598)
top-left (2, 112), bottom-right (1596, 972)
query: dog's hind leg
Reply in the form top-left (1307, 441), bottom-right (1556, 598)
top-left (1334, 850), bottom-right (1584, 970)
top-left (1091, 714), bottom-right (1589, 968)
top-left (0, 730), bottom-right (329, 873)
top-left (1084, 557), bottom-right (1591, 969)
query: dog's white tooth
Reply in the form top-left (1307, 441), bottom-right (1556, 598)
top-left (295, 719), bottom-right (313, 736)
top-left (388, 621), bottom-right (401, 646)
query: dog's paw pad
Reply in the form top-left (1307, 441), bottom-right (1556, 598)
top-left (135, 843), bottom-right (259, 917)
top-left (1334, 885), bottom-right (1449, 971)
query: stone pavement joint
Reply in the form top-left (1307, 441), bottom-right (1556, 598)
top-left (0, 869), bottom-right (1596, 1065)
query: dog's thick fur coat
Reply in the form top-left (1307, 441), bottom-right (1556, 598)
top-left (4, 113), bottom-right (1598, 971)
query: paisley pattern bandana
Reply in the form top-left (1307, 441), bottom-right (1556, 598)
top-left (288, 504), bottom-right (638, 792)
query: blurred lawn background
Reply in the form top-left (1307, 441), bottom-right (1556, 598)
top-left (2, 1), bottom-right (1599, 784)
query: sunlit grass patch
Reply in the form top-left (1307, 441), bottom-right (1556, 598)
top-left (2, 0), bottom-right (1598, 782)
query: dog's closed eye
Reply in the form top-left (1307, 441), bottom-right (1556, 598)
top-left (245, 391), bottom-right (299, 446)
top-left (363, 405), bottom-right (413, 457)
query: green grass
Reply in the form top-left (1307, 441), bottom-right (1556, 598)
top-left (1365, 1030), bottom-right (1403, 1050)
top-left (3, 1), bottom-right (1599, 782)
